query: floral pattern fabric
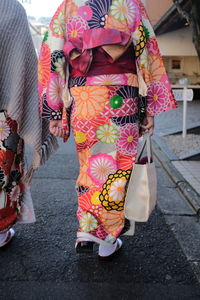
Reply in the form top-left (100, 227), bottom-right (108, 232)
top-left (73, 85), bottom-right (139, 243)
top-left (38, 0), bottom-right (177, 122)
top-left (39, 0), bottom-right (177, 245)
top-left (0, 112), bottom-right (27, 231)
top-left (70, 85), bottom-right (139, 242)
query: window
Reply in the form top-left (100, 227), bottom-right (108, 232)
top-left (172, 59), bottom-right (181, 70)
top-left (170, 58), bottom-right (184, 72)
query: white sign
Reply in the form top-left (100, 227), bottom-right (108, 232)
top-left (172, 89), bottom-right (194, 102)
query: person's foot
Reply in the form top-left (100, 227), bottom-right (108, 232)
top-left (75, 239), bottom-right (94, 253)
top-left (98, 238), bottom-right (123, 261)
top-left (0, 228), bottom-right (15, 248)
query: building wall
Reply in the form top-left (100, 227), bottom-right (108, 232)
top-left (154, 26), bottom-right (200, 85)
top-left (145, 0), bottom-right (173, 24)
top-left (157, 27), bottom-right (197, 57)
top-left (184, 57), bottom-right (200, 76)
top-left (145, 1), bottom-right (200, 85)
top-left (164, 56), bottom-right (200, 84)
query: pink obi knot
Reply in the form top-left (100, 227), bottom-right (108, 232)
top-left (63, 28), bottom-right (131, 75)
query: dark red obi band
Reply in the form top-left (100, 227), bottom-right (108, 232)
top-left (63, 28), bottom-right (137, 77)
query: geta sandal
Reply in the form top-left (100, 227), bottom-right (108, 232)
top-left (0, 228), bottom-right (15, 248)
top-left (75, 240), bottom-right (94, 253)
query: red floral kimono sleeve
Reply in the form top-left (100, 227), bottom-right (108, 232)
top-left (131, 0), bottom-right (177, 116)
top-left (38, 1), bottom-right (71, 136)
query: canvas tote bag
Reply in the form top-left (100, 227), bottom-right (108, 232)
top-left (124, 132), bottom-right (157, 222)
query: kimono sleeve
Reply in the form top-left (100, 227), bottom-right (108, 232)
top-left (131, 0), bottom-right (177, 116)
top-left (38, 1), bottom-right (70, 124)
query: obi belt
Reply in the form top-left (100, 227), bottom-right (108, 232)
top-left (63, 28), bottom-right (137, 77)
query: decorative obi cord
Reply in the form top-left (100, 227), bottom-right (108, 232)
top-left (63, 28), bottom-right (137, 78)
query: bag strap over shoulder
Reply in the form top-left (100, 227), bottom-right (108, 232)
top-left (136, 132), bottom-right (153, 164)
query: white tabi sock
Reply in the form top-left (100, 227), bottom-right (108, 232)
top-left (98, 239), bottom-right (119, 257)
top-left (0, 231), bottom-right (8, 244)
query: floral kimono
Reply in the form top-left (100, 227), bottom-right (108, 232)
top-left (0, 112), bottom-right (35, 232)
top-left (39, 0), bottom-right (177, 246)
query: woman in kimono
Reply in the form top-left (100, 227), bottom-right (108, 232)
top-left (0, 0), bottom-right (57, 247)
top-left (39, 0), bottom-right (177, 259)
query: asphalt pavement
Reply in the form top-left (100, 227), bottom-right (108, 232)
top-left (155, 100), bottom-right (200, 136)
top-left (1, 133), bottom-right (200, 299)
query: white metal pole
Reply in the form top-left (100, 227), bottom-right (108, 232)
top-left (182, 86), bottom-right (187, 139)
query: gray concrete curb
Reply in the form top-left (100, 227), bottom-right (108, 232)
top-left (153, 138), bottom-right (200, 216)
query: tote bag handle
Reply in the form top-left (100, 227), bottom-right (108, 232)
top-left (137, 132), bottom-right (153, 164)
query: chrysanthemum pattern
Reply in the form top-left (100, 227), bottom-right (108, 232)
top-left (46, 74), bottom-right (65, 110)
top-left (50, 2), bottom-right (65, 38)
top-left (109, 178), bottom-right (127, 201)
top-left (96, 124), bottom-right (118, 144)
top-left (71, 84), bottom-right (140, 241)
top-left (87, 74), bottom-right (127, 86)
top-left (71, 86), bottom-right (108, 119)
top-left (80, 212), bottom-right (98, 232)
top-left (116, 123), bottom-right (139, 156)
top-left (78, 6), bottom-right (93, 21)
top-left (88, 153), bottom-right (117, 186)
top-left (110, 0), bottom-right (127, 22)
top-left (126, 0), bottom-right (140, 30)
top-left (0, 121), bottom-right (10, 141)
top-left (147, 81), bottom-right (170, 115)
top-left (54, 57), bottom-right (66, 80)
top-left (99, 169), bottom-right (132, 211)
top-left (0, 112), bottom-right (25, 231)
top-left (67, 16), bottom-right (88, 39)
top-left (39, 0), bottom-right (177, 244)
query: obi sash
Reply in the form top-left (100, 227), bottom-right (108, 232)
top-left (63, 28), bottom-right (136, 77)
